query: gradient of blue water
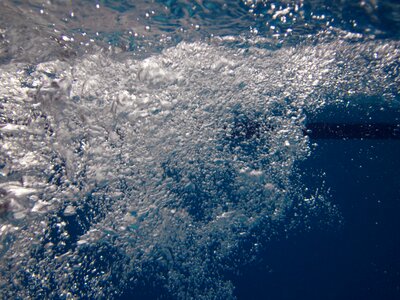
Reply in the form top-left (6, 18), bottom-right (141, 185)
top-left (120, 137), bottom-right (400, 300)
top-left (232, 138), bottom-right (400, 300)
top-left (114, 2), bottom-right (399, 299)
top-left (2, 1), bottom-right (399, 299)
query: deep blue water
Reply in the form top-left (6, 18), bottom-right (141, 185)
top-left (233, 137), bottom-right (400, 300)
top-left (234, 103), bottom-right (400, 299)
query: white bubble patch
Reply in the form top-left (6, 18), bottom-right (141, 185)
top-left (0, 37), bottom-right (399, 299)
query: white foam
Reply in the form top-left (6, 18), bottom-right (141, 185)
top-left (0, 35), bottom-right (398, 299)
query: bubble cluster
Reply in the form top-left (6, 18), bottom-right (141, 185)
top-left (0, 33), bottom-right (398, 298)
top-left (0, 0), bottom-right (399, 299)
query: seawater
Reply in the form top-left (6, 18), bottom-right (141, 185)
top-left (0, 1), bottom-right (399, 299)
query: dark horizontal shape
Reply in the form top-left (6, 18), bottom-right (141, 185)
top-left (305, 123), bottom-right (400, 140)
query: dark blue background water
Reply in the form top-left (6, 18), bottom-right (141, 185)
top-left (233, 137), bottom-right (400, 300)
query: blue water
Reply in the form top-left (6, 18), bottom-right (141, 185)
top-left (233, 138), bottom-right (400, 300)
top-left (118, 137), bottom-right (400, 300)
top-left (0, 1), bottom-right (399, 299)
